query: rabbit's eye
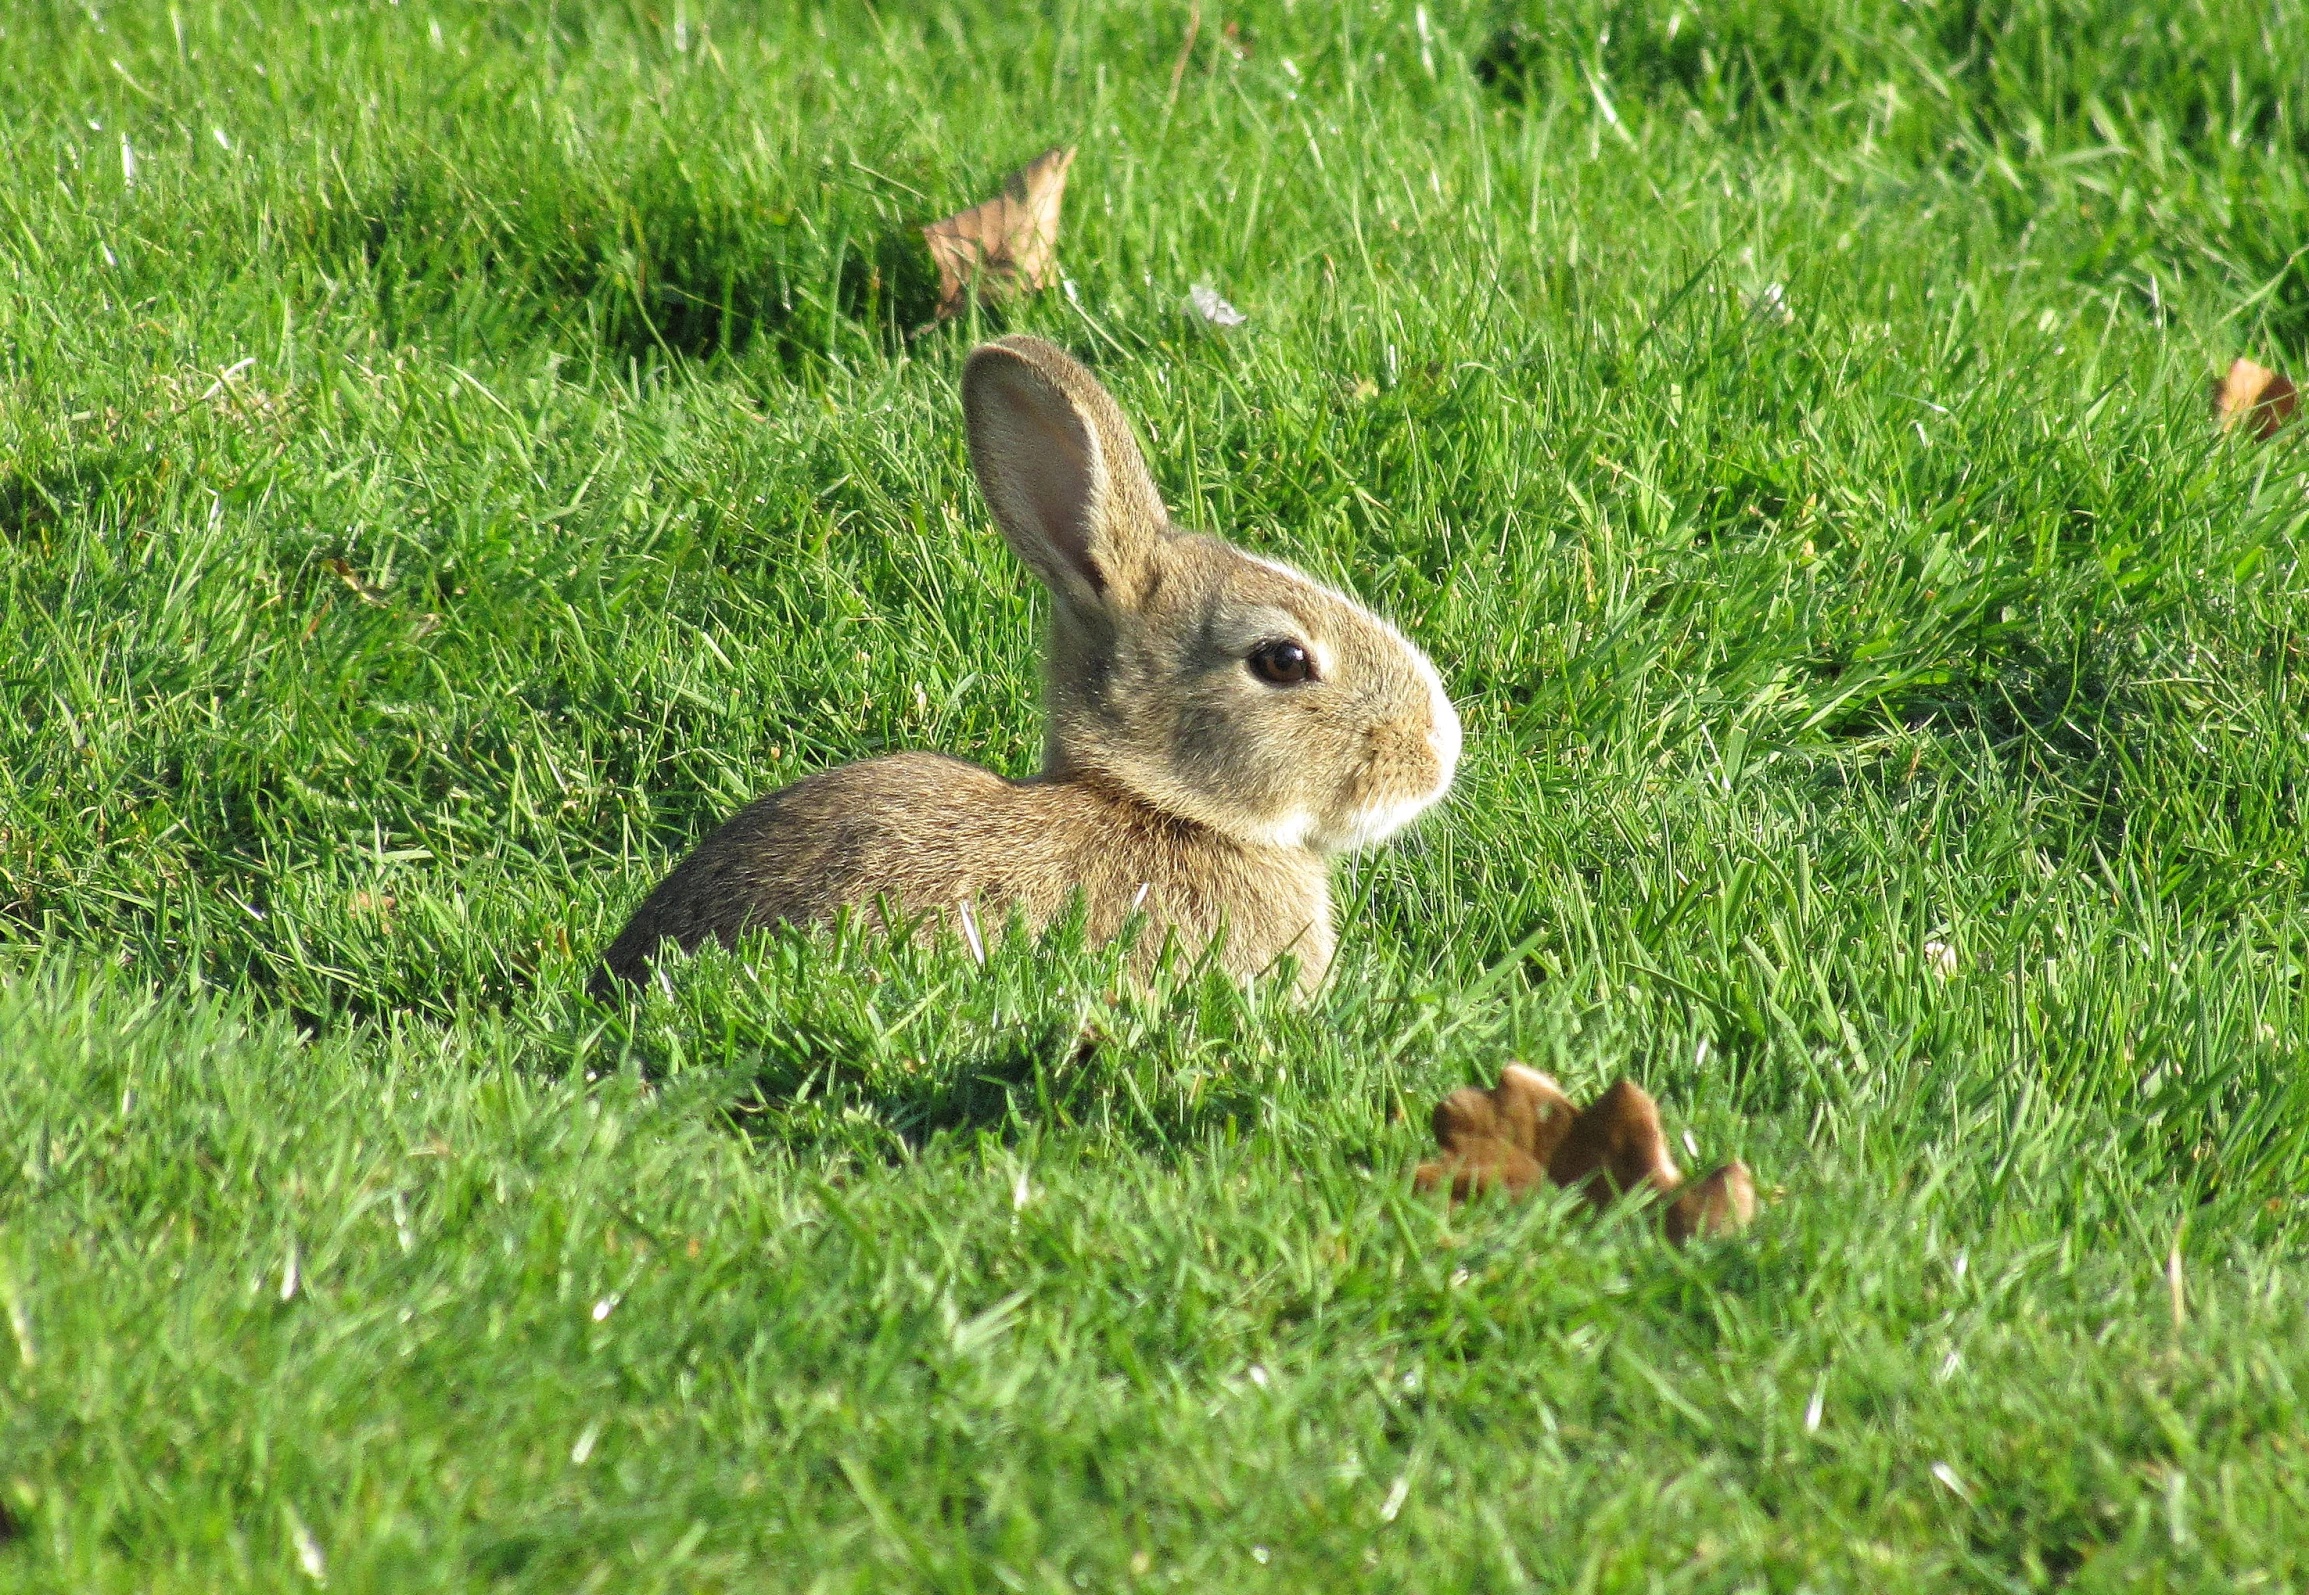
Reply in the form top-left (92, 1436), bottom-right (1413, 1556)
top-left (1248, 639), bottom-right (1314, 685)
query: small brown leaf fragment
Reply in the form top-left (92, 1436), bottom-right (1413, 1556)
top-left (1416, 1063), bottom-right (1578, 1200)
top-left (1413, 1138), bottom-right (1544, 1201)
top-left (350, 891), bottom-right (398, 931)
top-left (2213, 358), bottom-right (2299, 441)
top-left (921, 147), bottom-right (1076, 319)
top-left (1547, 1079), bottom-right (1682, 1209)
top-left (1412, 1067), bottom-right (1763, 1242)
top-left (1166, 2), bottom-right (1202, 111)
top-left (1663, 1161), bottom-right (1757, 1245)
top-left (1431, 1064), bottom-right (1573, 1162)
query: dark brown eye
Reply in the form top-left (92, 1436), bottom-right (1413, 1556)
top-left (1248, 639), bottom-right (1313, 685)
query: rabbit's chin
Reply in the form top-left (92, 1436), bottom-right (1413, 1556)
top-left (1241, 723), bottom-right (1459, 854)
top-left (1310, 787), bottom-right (1448, 854)
top-left (1237, 785), bottom-right (1445, 855)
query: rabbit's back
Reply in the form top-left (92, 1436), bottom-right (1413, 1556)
top-left (594, 753), bottom-right (1332, 992)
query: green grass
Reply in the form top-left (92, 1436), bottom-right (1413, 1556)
top-left (5, 0), bottom-right (2309, 1587)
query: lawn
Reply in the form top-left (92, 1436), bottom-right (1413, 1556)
top-left (4, 0), bottom-right (2309, 1588)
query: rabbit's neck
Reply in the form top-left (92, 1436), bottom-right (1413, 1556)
top-left (1047, 761), bottom-right (1301, 855)
top-left (1035, 766), bottom-right (1335, 992)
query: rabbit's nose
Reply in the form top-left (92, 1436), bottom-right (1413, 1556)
top-left (1357, 722), bottom-right (1444, 807)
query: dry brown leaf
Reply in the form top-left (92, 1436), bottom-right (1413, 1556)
top-left (2213, 357), bottom-right (2299, 441)
top-left (921, 147), bottom-right (1076, 319)
top-left (1412, 1066), bottom-right (1760, 1244)
top-left (1663, 1161), bottom-right (1757, 1245)
top-left (1411, 1064), bottom-right (1570, 1201)
top-left (1546, 1079), bottom-right (1683, 1209)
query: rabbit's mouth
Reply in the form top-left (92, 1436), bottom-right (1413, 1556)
top-left (1310, 706), bottom-right (1460, 854)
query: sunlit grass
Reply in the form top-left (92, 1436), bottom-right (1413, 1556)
top-left (3, 0), bottom-right (2307, 1588)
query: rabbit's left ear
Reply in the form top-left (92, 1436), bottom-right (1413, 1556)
top-left (963, 336), bottom-right (1167, 627)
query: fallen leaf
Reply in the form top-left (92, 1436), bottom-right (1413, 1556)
top-left (1413, 1066), bottom-right (1760, 1245)
top-left (921, 147), bottom-right (1076, 319)
top-left (1546, 1078), bottom-right (1682, 1208)
top-left (1411, 1063), bottom-right (1569, 1201)
top-left (1663, 1161), bottom-right (1756, 1244)
top-left (2213, 357), bottom-right (2298, 441)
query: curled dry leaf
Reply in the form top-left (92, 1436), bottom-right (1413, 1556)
top-left (1663, 1160), bottom-right (1756, 1244)
top-left (1413, 1063), bottom-right (1569, 1201)
top-left (2213, 358), bottom-right (2298, 441)
top-left (921, 147), bottom-right (1076, 319)
top-left (1414, 1066), bottom-right (1759, 1245)
top-left (1546, 1078), bottom-right (1683, 1208)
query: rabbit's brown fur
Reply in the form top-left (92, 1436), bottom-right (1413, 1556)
top-left (594, 336), bottom-right (1458, 997)
top-left (597, 753), bottom-right (1329, 991)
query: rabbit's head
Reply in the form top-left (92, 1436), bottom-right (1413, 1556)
top-left (964, 335), bottom-right (1459, 855)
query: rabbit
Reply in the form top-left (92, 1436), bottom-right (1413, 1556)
top-left (591, 334), bottom-right (1460, 1000)
top-left (1414, 1066), bottom-right (1758, 1244)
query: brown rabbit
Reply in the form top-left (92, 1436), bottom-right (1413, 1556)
top-left (1415, 1068), bottom-right (1757, 1244)
top-left (593, 335), bottom-right (1460, 998)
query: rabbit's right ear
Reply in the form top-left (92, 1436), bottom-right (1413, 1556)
top-left (962, 336), bottom-right (1167, 624)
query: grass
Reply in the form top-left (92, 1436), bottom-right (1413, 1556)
top-left (4, 0), bottom-right (2309, 1586)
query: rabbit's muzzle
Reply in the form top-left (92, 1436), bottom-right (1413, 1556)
top-left (1320, 718), bottom-right (1454, 853)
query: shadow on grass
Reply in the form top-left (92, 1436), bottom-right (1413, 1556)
top-left (717, 1003), bottom-right (1101, 1148)
top-left (1852, 624), bottom-right (2301, 906)
top-left (327, 148), bottom-right (955, 365)
top-left (1472, 0), bottom-right (2309, 350)
top-left (0, 468), bottom-right (66, 546)
top-left (597, 912), bottom-right (1289, 1157)
top-left (0, 451), bottom-right (164, 546)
